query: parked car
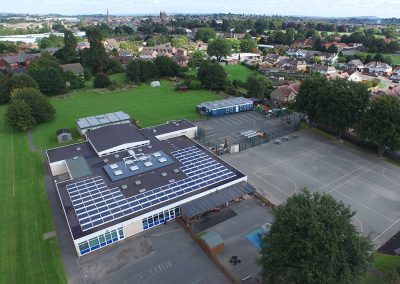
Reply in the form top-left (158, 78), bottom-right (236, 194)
top-left (273, 139), bottom-right (282, 144)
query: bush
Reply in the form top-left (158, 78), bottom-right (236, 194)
top-left (5, 99), bottom-right (36, 131)
top-left (188, 80), bottom-right (202, 90)
top-left (13, 88), bottom-right (55, 123)
top-left (93, 72), bottom-right (111, 88)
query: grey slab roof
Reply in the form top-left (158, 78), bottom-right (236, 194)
top-left (76, 111), bottom-right (130, 129)
top-left (198, 97), bottom-right (253, 111)
top-left (86, 123), bottom-right (149, 153)
top-left (65, 157), bottom-right (92, 179)
top-left (181, 181), bottom-right (255, 219)
top-left (103, 151), bottom-right (175, 182)
top-left (140, 120), bottom-right (196, 138)
top-left (200, 231), bottom-right (223, 248)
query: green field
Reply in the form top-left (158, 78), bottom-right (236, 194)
top-left (357, 52), bottom-right (400, 65)
top-left (224, 64), bottom-right (253, 82)
top-left (0, 107), bottom-right (66, 284)
top-left (0, 75), bottom-right (221, 283)
top-left (373, 252), bottom-right (400, 273)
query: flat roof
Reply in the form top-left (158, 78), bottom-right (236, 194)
top-left (199, 97), bottom-right (253, 111)
top-left (76, 111), bottom-right (130, 129)
top-left (65, 157), bottom-right (92, 179)
top-left (140, 120), bottom-right (196, 137)
top-left (181, 181), bottom-right (255, 219)
top-left (86, 123), bottom-right (149, 153)
top-left (48, 126), bottom-right (245, 240)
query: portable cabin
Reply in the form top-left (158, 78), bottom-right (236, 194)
top-left (197, 97), bottom-right (253, 117)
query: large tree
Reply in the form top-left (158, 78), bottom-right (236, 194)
top-left (197, 61), bottom-right (227, 90)
top-left (358, 95), bottom-right (400, 156)
top-left (154, 56), bottom-right (180, 77)
top-left (246, 74), bottom-right (274, 99)
top-left (207, 37), bottom-right (232, 61)
top-left (171, 35), bottom-right (189, 48)
top-left (126, 60), bottom-right (159, 83)
top-left (93, 72), bottom-right (111, 88)
top-left (54, 30), bottom-right (79, 64)
top-left (194, 28), bottom-right (216, 43)
top-left (27, 53), bottom-right (66, 96)
top-left (259, 190), bottom-right (373, 284)
top-left (0, 72), bottom-right (8, 104)
top-left (316, 79), bottom-right (370, 139)
top-left (240, 38), bottom-right (257, 53)
top-left (295, 75), bottom-right (327, 126)
top-left (5, 99), bottom-right (36, 131)
top-left (80, 26), bottom-right (108, 73)
top-left (13, 88), bottom-right (55, 123)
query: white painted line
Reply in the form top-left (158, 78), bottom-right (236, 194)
top-left (332, 189), bottom-right (395, 222)
top-left (381, 167), bottom-right (400, 187)
top-left (287, 164), bottom-right (325, 186)
top-left (353, 216), bottom-right (363, 233)
top-left (218, 118), bottom-right (234, 126)
top-left (252, 172), bottom-right (291, 197)
top-left (373, 218), bottom-right (400, 242)
top-left (223, 116), bottom-right (240, 125)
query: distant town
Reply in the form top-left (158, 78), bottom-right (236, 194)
top-left (1, 9), bottom-right (400, 284)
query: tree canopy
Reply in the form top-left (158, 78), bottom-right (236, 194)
top-left (296, 76), bottom-right (370, 138)
top-left (246, 74), bottom-right (274, 99)
top-left (197, 61), bottom-right (227, 90)
top-left (93, 72), bottom-right (111, 88)
top-left (240, 38), bottom-right (257, 52)
top-left (154, 56), bottom-right (180, 77)
top-left (5, 99), bottom-right (36, 131)
top-left (27, 53), bottom-right (66, 96)
top-left (80, 26), bottom-right (109, 73)
top-left (54, 30), bottom-right (79, 64)
top-left (207, 37), bottom-right (232, 61)
top-left (0, 73), bottom-right (39, 104)
top-left (258, 190), bottom-right (373, 284)
top-left (358, 95), bottom-right (400, 155)
top-left (126, 59), bottom-right (159, 84)
top-left (13, 88), bottom-right (55, 123)
top-left (194, 28), bottom-right (216, 43)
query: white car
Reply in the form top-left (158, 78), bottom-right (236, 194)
top-left (273, 139), bottom-right (281, 144)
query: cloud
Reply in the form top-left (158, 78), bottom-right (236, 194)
top-left (1, 0), bottom-right (399, 17)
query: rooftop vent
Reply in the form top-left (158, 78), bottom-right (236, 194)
top-left (144, 161), bottom-right (153, 167)
top-left (110, 163), bottom-right (118, 169)
top-left (137, 148), bottom-right (142, 152)
top-left (72, 156), bottom-right (79, 160)
top-left (158, 158), bottom-right (167, 163)
top-left (152, 129), bottom-right (157, 133)
top-left (130, 165), bottom-right (139, 171)
top-left (168, 179), bottom-right (175, 183)
top-left (103, 159), bottom-right (109, 163)
top-left (139, 188), bottom-right (146, 193)
top-left (161, 172), bottom-right (167, 177)
top-left (135, 180), bottom-right (142, 185)
top-left (76, 147), bottom-right (81, 151)
top-left (114, 154), bottom-right (120, 158)
top-left (114, 170), bottom-right (123, 176)
top-left (153, 152), bottom-right (161, 157)
top-left (173, 168), bottom-right (180, 173)
top-left (147, 145), bottom-right (153, 149)
top-left (121, 184), bottom-right (128, 190)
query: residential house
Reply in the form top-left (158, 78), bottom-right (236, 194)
top-left (327, 71), bottom-right (350, 81)
top-left (347, 59), bottom-right (364, 71)
top-left (0, 53), bottom-right (41, 70)
top-left (387, 85), bottom-right (400, 97)
top-left (270, 82), bottom-right (300, 105)
top-left (291, 38), bottom-right (314, 49)
top-left (173, 53), bottom-right (189, 67)
top-left (76, 42), bottom-right (90, 51)
top-left (142, 43), bottom-right (176, 56)
top-left (348, 70), bottom-right (364, 82)
top-left (60, 63), bottom-right (84, 75)
top-left (286, 49), bottom-right (308, 59)
top-left (263, 54), bottom-right (289, 65)
top-left (323, 42), bottom-right (350, 52)
top-left (310, 64), bottom-right (337, 75)
top-left (364, 61), bottom-right (393, 76)
top-left (113, 55), bottom-right (134, 68)
top-left (286, 59), bottom-right (307, 71)
top-left (139, 50), bottom-right (158, 60)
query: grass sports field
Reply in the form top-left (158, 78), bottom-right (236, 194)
top-left (186, 64), bottom-right (253, 83)
top-left (357, 52), bottom-right (400, 65)
top-left (224, 64), bottom-right (253, 82)
top-left (0, 74), bottom-right (221, 283)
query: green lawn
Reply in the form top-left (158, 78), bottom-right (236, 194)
top-left (224, 64), bottom-right (253, 82)
top-left (357, 52), bottom-right (400, 65)
top-left (373, 252), bottom-right (400, 273)
top-left (0, 107), bottom-right (66, 284)
top-left (0, 76), bottom-right (221, 283)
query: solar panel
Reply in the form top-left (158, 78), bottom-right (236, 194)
top-left (65, 146), bottom-right (237, 232)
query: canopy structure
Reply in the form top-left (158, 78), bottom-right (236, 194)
top-left (181, 181), bottom-right (255, 222)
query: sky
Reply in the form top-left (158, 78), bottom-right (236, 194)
top-left (1, 0), bottom-right (400, 18)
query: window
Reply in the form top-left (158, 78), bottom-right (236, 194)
top-left (148, 217), bottom-right (153, 224)
top-left (89, 237), bottom-right (99, 248)
top-left (98, 235), bottom-right (106, 245)
top-left (175, 207), bottom-right (180, 216)
top-left (170, 210), bottom-right (174, 217)
top-left (105, 232), bottom-right (112, 242)
top-left (165, 211), bottom-right (169, 218)
top-left (154, 215), bottom-right (159, 223)
top-left (118, 228), bottom-right (124, 238)
top-left (142, 219), bottom-right (148, 227)
top-left (79, 241), bottom-right (89, 252)
top-left (111, 230), bottom-right (118, 240)
top-left (159, 213), bottom-right (164, 220)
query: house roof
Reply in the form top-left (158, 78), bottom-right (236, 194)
top-left (348, 59), bottom-right (363, 67)
top-left (56, 128), bottom-right (71, 136)
top-left (86, 123), bottom-right (149, 153)
top-left (60, 63), bottom-right (84, 74)
top-left (271, 85), bottom-right (298, 102)
top-left (365, 61), bottom-right (392, 69)
top-left (387, 85), bottom-right (400, 97)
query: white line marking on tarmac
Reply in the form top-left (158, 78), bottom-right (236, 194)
top-left (252, 172), bottom-right (292, 197)
top-left (332, 189), bottom-right (395, 222)
top-left (381, 167), bottom-right (400, 187)
top-left (353, 216), bottom-right (363, 233)
top-left (373, 218), bottom-right (400, 242)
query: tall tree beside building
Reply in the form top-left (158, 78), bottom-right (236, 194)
top-left (245, 74), bottom-right (274, 99)
top-left (358, 95), bottom-right (400, 156)
top-left (27, 53), bottom-right (66, 96)
top-left (240, 38), bottom-right (257, 53)
top-left (207, 37), bottom-right (232, 61)
top-left (54, 30), bottom-right (79, 64)
top-left (154, 56), bottom-right (180, 77)
top-left (80, 26), bottom-right (108, 73)
top-left (258, 190), bottom-right (373, 284)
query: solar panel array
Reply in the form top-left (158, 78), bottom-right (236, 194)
top-left (65, 146), bottom-right (237, 232)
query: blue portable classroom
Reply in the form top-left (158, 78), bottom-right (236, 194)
top-left (197, 97), bottom-right (254, 117)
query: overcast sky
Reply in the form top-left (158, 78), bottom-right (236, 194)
top-left (1, 0), bottom-right (399, 18)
